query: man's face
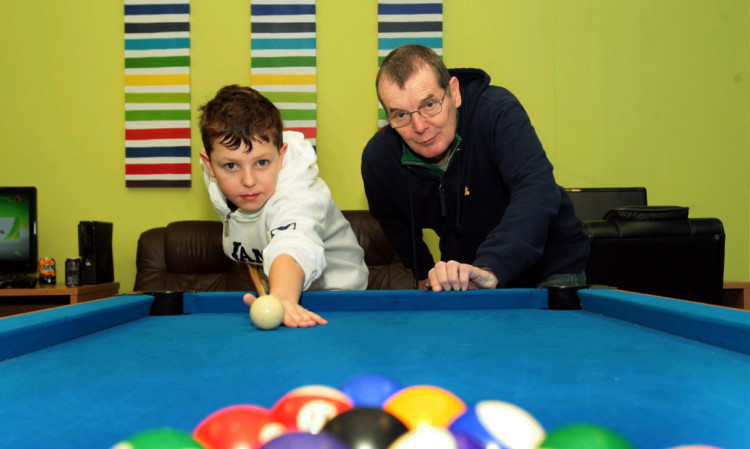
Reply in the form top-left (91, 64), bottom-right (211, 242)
top-left (378, 64), bottom-right (461, 164)
top-left (200, 138), bottom-right (287, 212)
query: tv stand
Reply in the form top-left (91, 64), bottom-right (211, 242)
top-left (0, 282), bottom-right (120, 317)
top-left (0, 273), bottom-right (38, 289)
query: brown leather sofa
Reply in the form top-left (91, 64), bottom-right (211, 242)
top-left (135, 205), bottom-right (726, 305)
top-left (134, 210), bottom-right (415, 292)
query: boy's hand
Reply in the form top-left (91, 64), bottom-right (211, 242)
top-left (243, 293), bottom-right (328, 328)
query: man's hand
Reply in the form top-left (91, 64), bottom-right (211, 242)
top-left (243, 293), bottom-right (328, 328)
top-left (426, 261), bottom-right (499, 291)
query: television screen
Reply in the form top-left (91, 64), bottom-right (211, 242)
top-left (565, 187), bottom-right (647, 222)
top-left (0, 187), bottom-right (37, 275)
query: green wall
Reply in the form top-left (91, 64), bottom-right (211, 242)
top-left (1, 0), bottom-right (748, 293)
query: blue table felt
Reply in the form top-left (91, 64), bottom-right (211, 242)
top-left (0, 288), bottom-right (748, 449)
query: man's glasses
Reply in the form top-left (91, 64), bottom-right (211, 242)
top-left (387, 93), bottom-right (446, 128)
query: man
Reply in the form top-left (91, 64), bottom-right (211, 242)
top-left (361, 44), bottom-right (590, 292)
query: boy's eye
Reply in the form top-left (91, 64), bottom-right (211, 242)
top-left (223, 162), bottom-right (236, 170)
top-left (257, 160), bottom-right (269, 167)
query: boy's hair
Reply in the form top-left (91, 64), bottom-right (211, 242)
top-left (199, 85), bottom-right (283, 156)
top-left (376, 44), bottom-right (451, 105)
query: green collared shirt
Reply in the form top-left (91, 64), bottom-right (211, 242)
top-left (400, 133), bottom-right (463, 177)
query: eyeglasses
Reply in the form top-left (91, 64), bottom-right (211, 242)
top-left (387, 93), bottom-right (446, 128)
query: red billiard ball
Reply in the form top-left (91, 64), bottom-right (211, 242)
top-left (270, 385), bottom-right (353, 434)
top-left (193, 404), bottom-right (284, 449)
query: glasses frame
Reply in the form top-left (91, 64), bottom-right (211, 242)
top-left (388, 92), bottom-right (447, 128)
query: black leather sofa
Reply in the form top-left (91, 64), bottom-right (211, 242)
top-left (583, 206), bottom-right (725, 305)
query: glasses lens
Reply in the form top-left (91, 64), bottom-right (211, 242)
top-left (390, 114), bottom-right (408, 128)
top-left (420, 101), bottom-right (442, 118)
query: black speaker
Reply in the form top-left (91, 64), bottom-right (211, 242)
top-left (78, 221), bottom-right (114, 284)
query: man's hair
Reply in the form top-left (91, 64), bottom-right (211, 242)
top-left (376, 44), bottom-right (451, 105)
top-left (199, 85), bottom-right (283, 156)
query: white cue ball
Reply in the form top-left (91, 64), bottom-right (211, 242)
top-left (250, 294), bottom-right (285, 330)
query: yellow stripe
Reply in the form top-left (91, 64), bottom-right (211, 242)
top-left (125, 74), bottom-right (190, 86)
top-left (251, 74), bottom-right (317, 86)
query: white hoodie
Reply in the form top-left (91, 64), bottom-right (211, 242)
top-left (202, 131), bottom-right (368, 291)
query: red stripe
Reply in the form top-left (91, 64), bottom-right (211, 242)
top-left (285, 127), bottom-right (316, 139)
top-left (126, 163), bottom-right (192, 175)
top-left (126, 128), bottom-right (190, 140)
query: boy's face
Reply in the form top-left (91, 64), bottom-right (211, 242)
top-left (200, 138), bottom-right (287, 212)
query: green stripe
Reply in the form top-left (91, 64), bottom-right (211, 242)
top-left (264, 92), bottom-right (317, 103)
top-left (125, 92), bottom-right (191, 103)
top-left (280, 109), bottom-right (317, 121)
top-left (252, 56), bottom-right (316, 68)
top-left (126, 56), bottom-right (190, 68)
top-left (125, 110), bottom-right (191, 121)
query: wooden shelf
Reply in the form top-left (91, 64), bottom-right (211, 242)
top-left (0, 282), bottom-right (120, 317)
top-left (723, 281), bottom-right (750, 311)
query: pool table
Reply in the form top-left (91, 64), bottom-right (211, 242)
top-left (1, 288), bottom-right (748, 449)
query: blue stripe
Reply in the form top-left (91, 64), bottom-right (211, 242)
top-left (251, 4), bottom-right (315, 16)
top-left (251, 38), bottom-right (317, 50)
top-left (125, 4), bottom-right (189, 15)
top-left (378, 3), bottom-right (442, 15)
top-left (126, 146), bottom-right (191, 158)
top-left (378, 37), bottom-right (442, 50)
top-left (125, 38), bottom-right (190, 50)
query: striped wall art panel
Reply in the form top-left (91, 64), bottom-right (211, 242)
top-left (124, 0), bottom-right (191, 187)
top-left (377, 0), bottom-right (443, 128)
top-left (251, 0), bottom-right (317, 147)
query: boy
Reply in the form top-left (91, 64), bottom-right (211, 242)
top-left (199, 85), bottom-right (368, 328)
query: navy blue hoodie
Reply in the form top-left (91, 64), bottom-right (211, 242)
top-left (361, 68), bottom-right (590, 287)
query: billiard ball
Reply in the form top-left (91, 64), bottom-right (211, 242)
top-left (538, 423), bottom-right (636, 449)
top-left (111, 427), bottom-right (203, 449)
top-left (383, 385), bottom-right (466, 430)
top-left (250, 295), bottom-right (285, 330)
top-left (270, 385), bottom-right (353, 433)
top-left (338, 373), bottom-right (403, 408)
top-left (386, 424), bottom-right (459, 449)
top-left (259, 432), bottom-right (349, 449)
top-left (450, 431), bottom-right (484, 449)
top-left (667, 446), bottom-right (725, 449)
top-left (322, 407), bottom-right (408, 449)
top-left (449, 400), bottom-right (545, 449)
top-left (193, 404), bottom-right (284, 449)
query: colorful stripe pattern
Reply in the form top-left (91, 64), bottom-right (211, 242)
top-left (124, 0), bottom-right (191, 187)
top-left (377, 0), bottom-right (443, 128)
top-left (251, 0), bottom-right (317, 147)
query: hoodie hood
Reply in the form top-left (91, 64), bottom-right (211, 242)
top-left (201, 130), bottom-right (319, 222)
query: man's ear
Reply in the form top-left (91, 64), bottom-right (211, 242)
top-left (199, 150), bottom-right (216, 177)
top-left (449, 76), bottom-right (462, 108)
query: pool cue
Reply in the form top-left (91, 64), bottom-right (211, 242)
top-left (247, 265), bottom-right (267, 297)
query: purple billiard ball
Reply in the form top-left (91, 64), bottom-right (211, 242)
top-left (259, 431), bottom-right (348, 449)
